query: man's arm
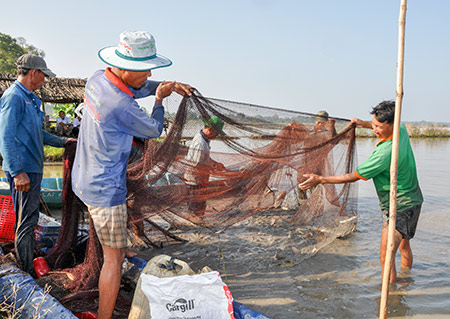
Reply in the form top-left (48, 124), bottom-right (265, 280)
top-left (299, 172), bottom-right (359, 190)
top-left (351, 118), bottom-right (372, 129)
top-left (43, 130), bottom-right (67, 147)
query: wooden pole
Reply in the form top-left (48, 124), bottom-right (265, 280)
top-left (379, 0), bottom-right (407, 318)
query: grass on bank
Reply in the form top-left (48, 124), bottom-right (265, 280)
top-left (355, 124), bottom-right (450, 138)
top-left (43, 146), bottom-right (65, 162)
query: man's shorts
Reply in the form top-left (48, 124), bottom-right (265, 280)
top-left (86, 203), bottom-right (128, 249)
top-left (383, 204), bottom-right (421, 240)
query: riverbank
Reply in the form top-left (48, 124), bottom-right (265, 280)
top-left (356, 123), bottom-right (450, 138)
top-left (0, 124), bottom-right (448, 164)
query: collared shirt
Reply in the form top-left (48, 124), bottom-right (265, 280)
top-left (355, 123), bottom-right (423, 213)
top-left (0, 81), bottom-right (66, 176)
top-left (72, 117), bottom-right (81, 128)
top-left (56, 116), bottom-right (72, 127)
top-left (72, 69), bottom-right (164, 207)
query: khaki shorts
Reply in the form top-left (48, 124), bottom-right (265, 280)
top-left (86, 203), bottom-right (128, 249)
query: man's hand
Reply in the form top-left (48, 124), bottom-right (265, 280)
top-left (155, 81), bottom-right (193, 101)
top-left (65, 138), bottom-right (77, 146)
top-left (173, 82), bottom-right (192, 97)
top-left (14, 172), bottom-right (30, 192)
top-left (155, 81), bottom-right (176, 100)
top-left (351, 118), bottom-right (362, 127)
top-left (351, 118), bottom-right (372, 129)
top-left (298, 173), bottom-right (322, 190)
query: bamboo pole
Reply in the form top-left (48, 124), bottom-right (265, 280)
top-left (379, 0), bottom-right (408, 318)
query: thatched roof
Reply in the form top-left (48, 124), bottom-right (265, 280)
top-left (0, 73), bottom-right (86, 104)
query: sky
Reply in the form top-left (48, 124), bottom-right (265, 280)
top-left (1, 0), bottom-right (449, 122)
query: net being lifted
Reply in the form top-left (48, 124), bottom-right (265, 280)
top-left (126, 91), bottom-right (357, 230)
top-left (41, 90), bottom-right (358, 316)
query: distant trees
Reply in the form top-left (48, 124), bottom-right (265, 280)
top-left (0, 32), bottom-right (45, 74)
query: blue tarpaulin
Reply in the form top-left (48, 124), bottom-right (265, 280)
top-left (233, 301), bottom-right (271, 319)
top-left (0, 260), bottom-right (77, 319)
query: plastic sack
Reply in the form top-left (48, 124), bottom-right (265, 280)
top-left (140, 271), bottom-right (235, 319)
top-left (233, 301), bottom-right (271, 319)
top-left (128, 255), bottom-right (195, 319)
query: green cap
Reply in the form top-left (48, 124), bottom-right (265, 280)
top-left (202, 115), bottom-right (225, 135)
top-left (314, 110), bottom-right (329, 122)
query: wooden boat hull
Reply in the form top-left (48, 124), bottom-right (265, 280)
top-left (0, 177), bottom-right (63, 208)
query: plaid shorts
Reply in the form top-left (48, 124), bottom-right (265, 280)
top-left (86, 203), bottom-right (128, 249)
top-left (383, 204), bottom-right (422, 240)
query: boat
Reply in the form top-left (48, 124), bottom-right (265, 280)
top-left (0, 177), bottom-right (63, 208)
top-left (0, 173), bottom-right (182, 208)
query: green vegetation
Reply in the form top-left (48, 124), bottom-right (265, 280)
top-left (355, 125), bottom-right (450, 138)
top-left (44, 146), bottom-right (65, 162)
top-left (52, 103), bottom-right (77, 118)
top-left (407, 125), bottom-right (450, 138)
top-left (0, 32), bottom-right (45, 73)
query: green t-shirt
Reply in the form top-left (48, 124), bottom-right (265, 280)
top-left (356, 123), bottom-right (423, 213)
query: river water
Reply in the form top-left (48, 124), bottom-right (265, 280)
top-left (1, 139), bottom-right (448, 318)
top-left (243, 138), bottom-right (450, 319)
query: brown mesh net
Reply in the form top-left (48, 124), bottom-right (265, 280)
top-left (39, 91), bottom-right (358, 317)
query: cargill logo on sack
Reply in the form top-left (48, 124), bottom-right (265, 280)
top-left (166, 298), bottom-right (195, 313)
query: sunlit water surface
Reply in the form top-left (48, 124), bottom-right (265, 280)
top-left (265, 138), bottom-right (450, 319)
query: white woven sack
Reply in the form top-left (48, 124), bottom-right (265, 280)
top-left (140, 271), bottom-right (235, 319)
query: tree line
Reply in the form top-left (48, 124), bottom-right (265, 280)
top-left (0, 32), bottom-right (45, 74)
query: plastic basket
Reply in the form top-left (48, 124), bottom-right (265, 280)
top-left (0, 195), bottom-right (15, 242)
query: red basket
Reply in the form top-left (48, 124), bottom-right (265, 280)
top-left (0, 195), bottom-right (15, 242)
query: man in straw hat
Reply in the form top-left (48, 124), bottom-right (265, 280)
top-left (299, 101), bottom-right (423, 284)
top-left (184, 115), bottom-right (226, 216)
top-left (71, 30), bottom-right (192, 319)
top-left (0, 54), bottom-right (73, 276)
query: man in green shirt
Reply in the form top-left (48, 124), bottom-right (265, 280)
top-left (299, 100), bottom-right (423, 283)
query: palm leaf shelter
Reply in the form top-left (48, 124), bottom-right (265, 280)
top-left (0, 73), bottom-right (86, 111)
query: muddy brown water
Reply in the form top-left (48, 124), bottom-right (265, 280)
top-left (1, 138), bottom-right (449, 318)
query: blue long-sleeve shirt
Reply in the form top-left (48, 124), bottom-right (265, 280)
top-left (72, 68), bottom-right (164, 206)
top-left (0, 81), bottom-right (66, 177)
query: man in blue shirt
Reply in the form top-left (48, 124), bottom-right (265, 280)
top-left (0, 54), bottom-right (71, 276)
top-left (72, 31), bottom-right (191, 319)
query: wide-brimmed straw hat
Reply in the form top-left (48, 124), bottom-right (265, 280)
top-left (98, 31), bottom-right (172, 71)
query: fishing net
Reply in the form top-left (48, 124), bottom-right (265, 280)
top-left (37, 90), bottom-right (358, 317)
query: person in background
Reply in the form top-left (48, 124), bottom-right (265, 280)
top-left (297, 110), bottom-right (337, 201)
top-left (72, 114), bottom-right (82, 137)
top-left (299, 100), bottom-right (423, 283)
top-left (184, 116), bottom-right (226, 216)
top-left (43, 114), bottom-right (51, 132)
top-left (0, 54), bottom-right (74, 276)
top-left (71, 30), bottom-right (192, 319)
top-left (56, 110), bottom-right (73, 136)
top-left (314, 110), bottom-right (337, 138)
